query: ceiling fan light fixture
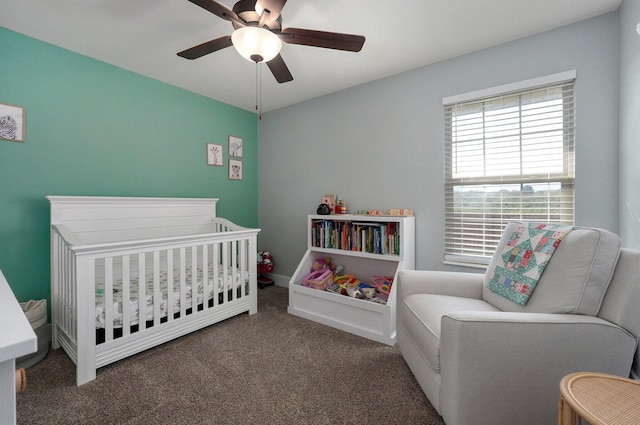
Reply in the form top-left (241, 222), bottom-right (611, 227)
top-left (231, 26), bottom-right (282, 63)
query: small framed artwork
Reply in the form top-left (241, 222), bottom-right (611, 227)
top-left (206, 143), bottom-right (223, 166)
top-left (229, 135), bottom-right (243, 158)
top-left (323, 194), bottom-right (337, 214)
top-left (229, 159), bottom-right (243, 180)
top-left (0, 102), bottom-right (25, 142)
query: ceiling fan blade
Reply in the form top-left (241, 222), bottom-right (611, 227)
top-left (187, 0), bottom-right (240, 22)
top-left (256, 0), bottom-right (287, 21)
top-left (280, 28), bottom-right (365, 52)
top-left (266, 54), bottom-right (293, 83)
top-left (177, 36), bottom-right (233, 59)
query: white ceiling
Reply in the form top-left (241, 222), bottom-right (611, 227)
top-left (1, 0), bottom-right (621, 113)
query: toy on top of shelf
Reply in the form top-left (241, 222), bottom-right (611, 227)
top-left (317, 203), bottom-right (331, 215)
top-left (336, 199), bottom-right (347, 214)
top-left (322, 194), bottom-right (337, 214)
top-left (356, 210), bottom-right (386, 216)
top-left (387, 208), bottom-right (414, 216)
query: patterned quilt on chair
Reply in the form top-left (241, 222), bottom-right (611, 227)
top-left (487, 222), bottom-right (573, 305)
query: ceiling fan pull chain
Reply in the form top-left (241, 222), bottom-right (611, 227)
top-left (259, 64), bottom-right (263, 120)
top-left (255, 61), bottom-right (259, 117)
top-left (255, 62), bottom-right (263, 120)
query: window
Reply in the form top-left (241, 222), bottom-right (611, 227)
top-left (443, 72), bottom-right (575, 267)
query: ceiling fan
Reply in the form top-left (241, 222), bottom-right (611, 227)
top-left (177, 0), bottom-right (366, 83)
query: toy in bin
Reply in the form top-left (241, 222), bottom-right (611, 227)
top-left (301, 257), bottom-right (342, 291)
top-left (257, 251), bottom-right (274, 289)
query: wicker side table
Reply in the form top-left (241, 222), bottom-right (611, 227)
top-left (558, 372), bottom-right (640, 425)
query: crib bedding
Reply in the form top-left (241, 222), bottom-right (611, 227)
top-left (95, 265), bottom-right (246, 329)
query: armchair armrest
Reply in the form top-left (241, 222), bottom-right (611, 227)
top-left (439, 312), bottom-right (638, 425)
top-left (397, 270), bottom-right (484, 300)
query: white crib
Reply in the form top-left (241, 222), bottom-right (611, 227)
top-left (48, 196), bottom-right (260, 385)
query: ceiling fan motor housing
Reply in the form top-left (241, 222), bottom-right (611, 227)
top-left (232, 0), bottom-right (282, 31)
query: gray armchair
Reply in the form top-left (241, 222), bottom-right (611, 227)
top-left (397, 222), bottom-right (640, 425)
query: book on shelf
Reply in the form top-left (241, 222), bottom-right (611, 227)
top-left (310, 218), bottom-right (400, 255)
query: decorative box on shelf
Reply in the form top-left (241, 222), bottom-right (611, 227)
top-left (288, 214), bottom-right (415, 345)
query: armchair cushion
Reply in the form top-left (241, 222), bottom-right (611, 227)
top-left (482, 222), bottom-right (621, 315)
top-left (401, 294), bottom-right (499, 372)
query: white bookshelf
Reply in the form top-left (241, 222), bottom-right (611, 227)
top-left (288, 214), bottom-right (415, 345)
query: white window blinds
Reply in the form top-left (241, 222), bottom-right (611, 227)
top-left (443, 73), bottom-right (576, 267)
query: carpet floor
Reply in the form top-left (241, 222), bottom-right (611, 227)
top-left (16, 285), bottom-right (444, 424)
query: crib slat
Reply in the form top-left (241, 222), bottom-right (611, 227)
top-left (105, 257), bottom-right (114, 342)
top-left (54, 236), bottom-right (61, 337)
top-left (122, 255), bottom-right (131, 336)
top-left (222, 242), bottom-right (229, 304)
top-left (191, 246), bottom-right (197, 312)
top-left (231, 240), bottom-right (237, 301)
top-left (167, 249), bottom-right (174, 323)
top-left (138, 253), bottom-right (146, 330)
top-left (57, 236), bottom-right (66, 339)
top-left (179, 248), bottom-right (186, 318)
top-left (239, 238), bottom-right (247, 298)
top-left (202, 244), bottom-right (209, 311)
top-left (213, 243), bottom-right (219, 307)
top-left (153, 250), bottom-right (161, 327)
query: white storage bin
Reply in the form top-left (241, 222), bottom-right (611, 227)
top-left (16, 300), bottom-right (49, 369)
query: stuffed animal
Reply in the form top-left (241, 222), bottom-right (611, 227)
top-left (311, 257), bottom-right (343, 273)
top-left (258, 251), bottom-right (273, 265)
top-left (311, 258), bottom-right (328, 271)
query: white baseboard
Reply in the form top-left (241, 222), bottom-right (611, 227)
top-left (265, 273), bottom-right (290, 288)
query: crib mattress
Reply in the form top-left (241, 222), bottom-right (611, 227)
top-left (95, 266), bottom-right (246, 329)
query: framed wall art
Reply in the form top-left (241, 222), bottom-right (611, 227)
top-left (0, 102), bottom-right (25, 142)
top-left (229, 159), bottom-right (243, 181)
top-left (323, 194), bottom-right (337, 214)
top-left (206, 143), bottom-right (223, 166)
top-left (228, 135), bottom-right (243, 158)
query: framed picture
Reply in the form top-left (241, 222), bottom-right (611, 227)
top-left (206, 143), bottom-right (223, 166)
top-left (323, 194), bottom-right (337, 214)
top-left (0, 102), bottom-right (25, 142)
top-left (229, 159), bottom-right (243, 180)
top-left (228, 135), bottom-right (243, 158)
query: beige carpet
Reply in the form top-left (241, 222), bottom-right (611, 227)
top-left (16, 286), bottom-right (444, 424)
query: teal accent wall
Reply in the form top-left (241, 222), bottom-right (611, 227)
top-left (0, 27), bottom-right (258, 304)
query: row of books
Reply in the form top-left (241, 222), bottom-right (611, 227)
top-left (310, 220), bottom-right (401, 255)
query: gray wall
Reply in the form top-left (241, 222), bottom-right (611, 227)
top-left (258, 13), bottom-right (620, 281)
top-left (619, 0), bottom-right (640, 249)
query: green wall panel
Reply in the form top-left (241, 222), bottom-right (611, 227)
top-left (0, 27), bottom-right (258, 304)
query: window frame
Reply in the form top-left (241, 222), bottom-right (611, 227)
top-left (442, 71), bottom-right (576, 268)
